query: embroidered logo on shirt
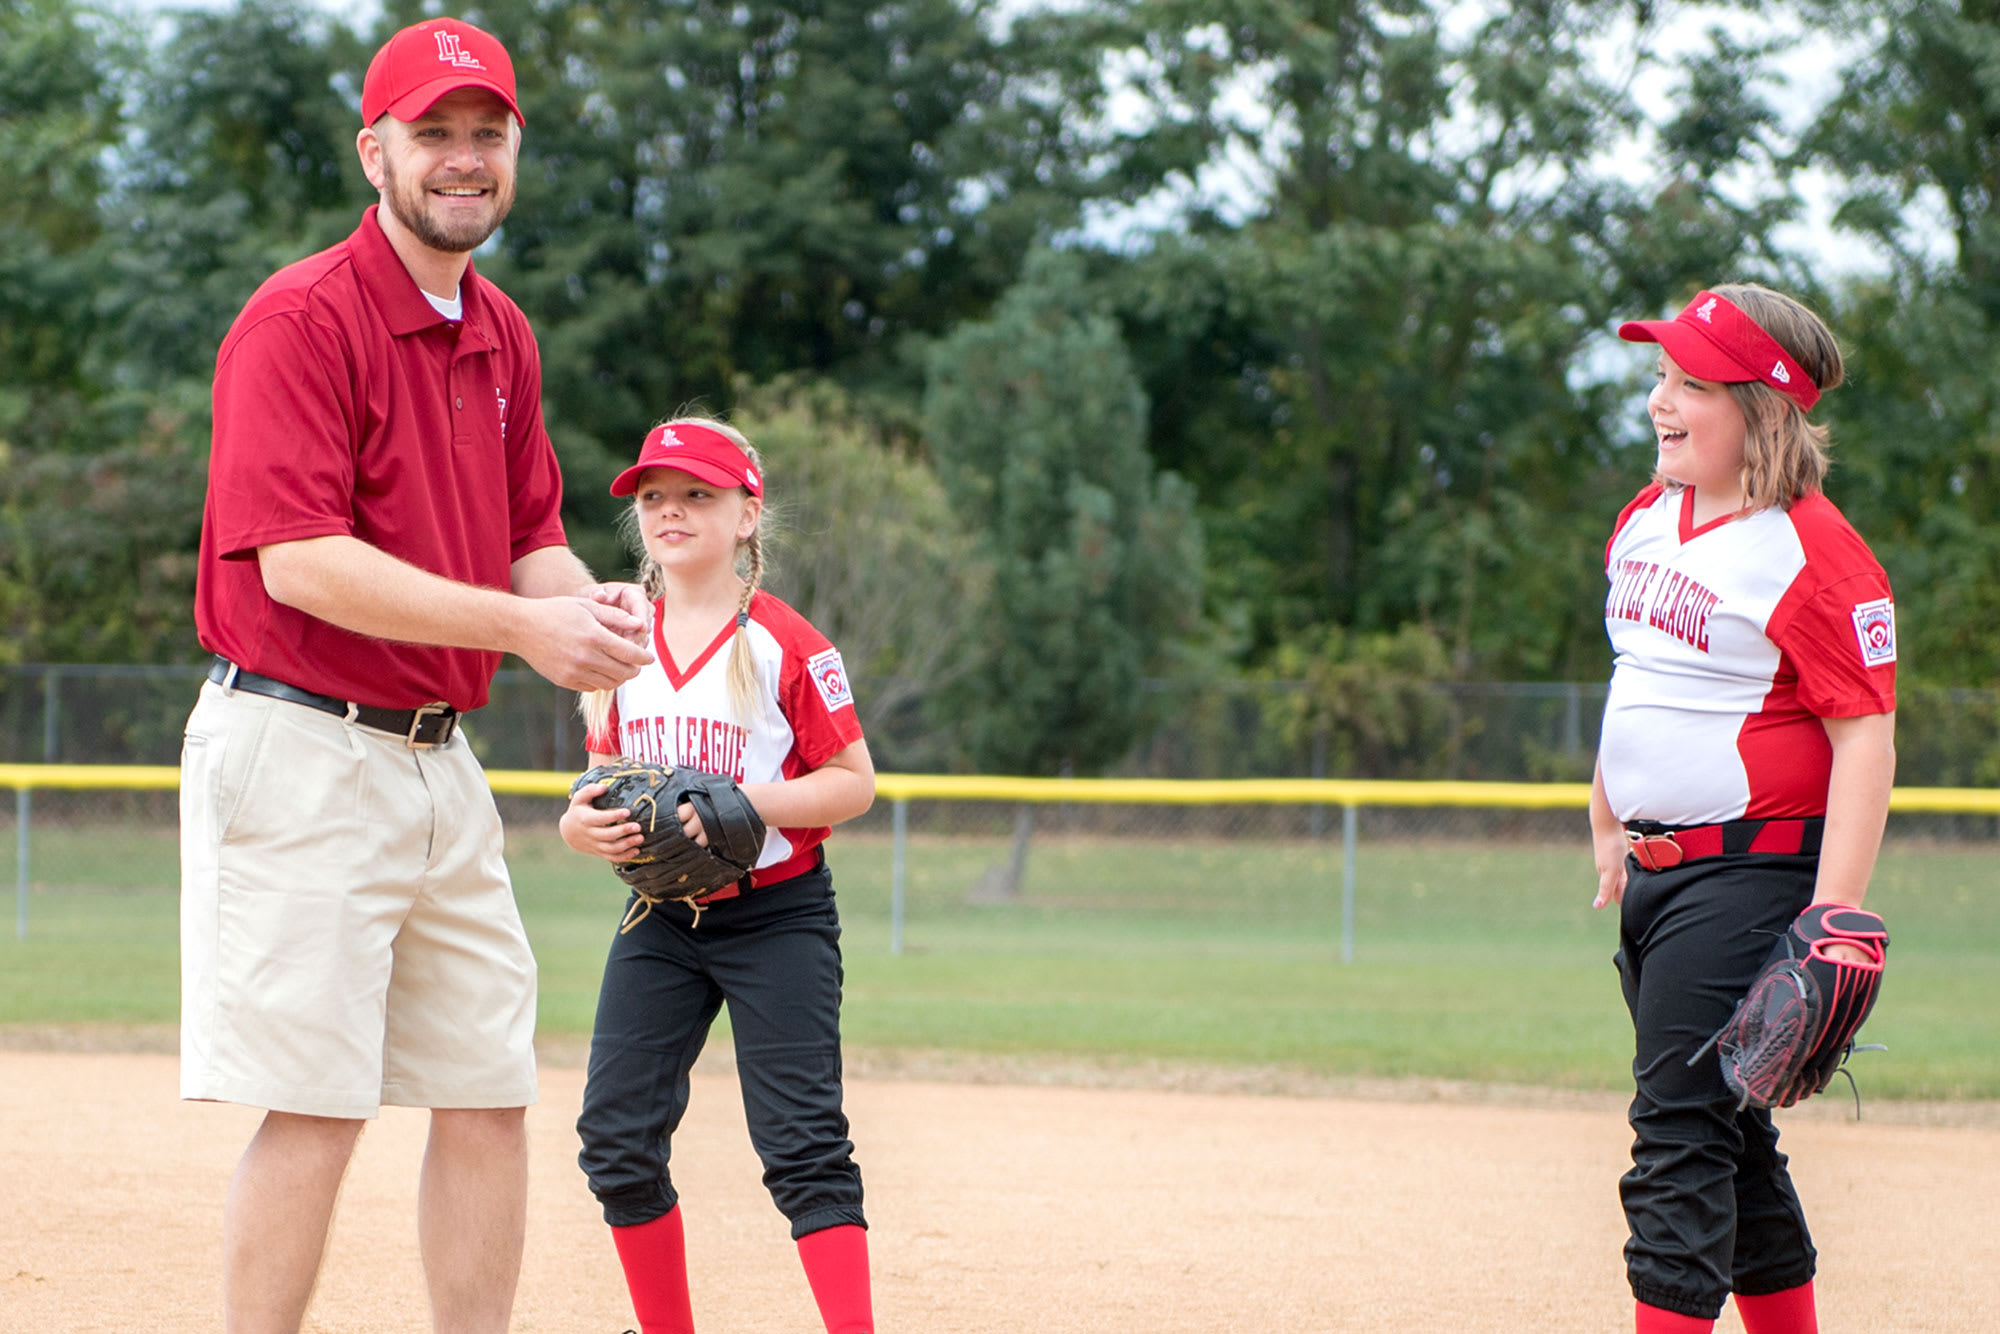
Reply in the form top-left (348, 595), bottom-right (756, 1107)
top-left (807, 647), bottom-right (854, 712)
top-left (1851, 598), bottom-right (1897, 667)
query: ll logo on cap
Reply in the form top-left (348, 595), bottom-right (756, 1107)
top-left (434, 31), bottom-right (486, 70)
top-left (1694, 297), bottom-right (1717, 323)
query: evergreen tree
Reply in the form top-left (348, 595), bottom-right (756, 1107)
top-left (923, 249), bottom-right (1203, 776)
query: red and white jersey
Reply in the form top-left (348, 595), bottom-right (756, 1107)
top-left (1600, 484), bottom-right (1896, 826)
top-left (586, 590), bottom-right (863, 882)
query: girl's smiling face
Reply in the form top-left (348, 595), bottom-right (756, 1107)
top-left (1649, 351), bottom-right (1748, 500)
top-left (633, 467), bottom-right (760, 573)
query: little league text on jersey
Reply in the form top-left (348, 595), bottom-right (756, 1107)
top-left (1607, 558), bottom-right (1722, 654)
top-left (619, 714), bottom-right (751, 782)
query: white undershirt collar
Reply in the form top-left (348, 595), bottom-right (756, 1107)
top-left (423, 286), bottom-right (464, 321)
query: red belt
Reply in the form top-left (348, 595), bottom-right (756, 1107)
top-left (673, 846), bottom-right (823, 910)
top-left (1623, 818), bottom-right (1823, 872)
top-left (621, 847), bottom-right (826, 934)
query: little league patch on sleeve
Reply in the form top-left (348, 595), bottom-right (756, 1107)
top-left (808, 647), bottom-right (855, 711)
top-left (1851, 598), bottom-right (1897, 667)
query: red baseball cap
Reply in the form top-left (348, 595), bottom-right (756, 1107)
top-left (361, 17), bottom-right (523, 127)
top-left (610, 423), bottom-right (764, 498)
top-left (1618, 290), bottom-right (1819, 412)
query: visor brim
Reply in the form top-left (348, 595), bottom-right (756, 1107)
top-left (609, 460), bottom-right (759, 497)
top-left (1617, 318), bottom-right (1758, 386)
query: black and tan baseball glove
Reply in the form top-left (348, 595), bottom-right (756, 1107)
top-left (1691, 903), bottom-right (1889, 1112)
top-left (571, 759), bottom-right (766, 930)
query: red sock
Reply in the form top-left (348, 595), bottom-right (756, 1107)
top-left (796, 1224), bottom-right (873, 1333)
top-left (1636, 1301), bottom-right (1715, 1333)
top-left (1736, 1281), bottom-right (1817, 1334)
top-left (611, 1206), bottom-right (695, 1334)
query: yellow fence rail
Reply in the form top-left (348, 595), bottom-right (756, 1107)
top-left (6, 765), bottom-right (1998, 951)
top-left (6, 764), bottom-right (2000, 812)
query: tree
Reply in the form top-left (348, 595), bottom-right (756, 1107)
top-left (1796, 0), bottom-right (2000, 686)
top-left (923, 249), bottom-right (1204, 777)
top-left (922, 248), bottom-right (1203, 892)
top-left (1260, 622), bottom-right (1454, 778)
top-left (2, 0), bottom-right (367, 664)
top-left (393, 0), bottom-right (1154, 577)
top-left (1080, 0), bottom-right (1807, 681)
top-left (0, 0), bottom-right (147, 662)
top-left (730, 377), bottom-right (988, 771)
top-left (96, 0), bottom-right (367, 389)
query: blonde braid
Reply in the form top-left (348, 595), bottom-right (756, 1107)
top-left (725, 525), bottom-right (764, 725)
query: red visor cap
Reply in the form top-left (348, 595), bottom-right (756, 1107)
top-left (610, 424), bottom-right (764, 498)
top-left (362, 17), bottom-right (523, 127)
top-left (1618, 290), bottom-right (1819, 412)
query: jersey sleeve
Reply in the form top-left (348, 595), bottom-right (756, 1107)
top-left (1772, 571), bottom-right (1897, 717)
top-left (208, 311), bottom-right (362, 560)
top-left (779, 634), bottom-right (864, 769)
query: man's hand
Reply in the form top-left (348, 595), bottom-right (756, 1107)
top-left (512, 596), bottom-right (652, 692)
top-left (590, 581), bottom-right (653, 649)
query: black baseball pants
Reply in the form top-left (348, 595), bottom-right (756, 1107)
top-left (1614, 852), bottom-right (1820, 1320)
top-left (576, 866), bottom-right (866, 1239)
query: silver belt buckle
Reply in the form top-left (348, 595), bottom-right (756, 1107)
top-left (407, 701), bottom-right (455, 748)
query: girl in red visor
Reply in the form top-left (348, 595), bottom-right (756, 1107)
top-left (562, 418), bottom-right (878, 1333)
top-left (1589, 285), bottom-right (1895, 1334)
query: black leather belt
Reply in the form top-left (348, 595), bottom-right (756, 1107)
top-left (207, 656), bottom-right (460, 747)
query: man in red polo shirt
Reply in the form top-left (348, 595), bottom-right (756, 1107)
top-left (179, 17), bottom-right (649, 1332)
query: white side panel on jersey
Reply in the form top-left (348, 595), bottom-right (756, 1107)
top-left (1599, 493), bottom-right (1809, 826)
top-left (1599, 701), bottom-right (1752, 826)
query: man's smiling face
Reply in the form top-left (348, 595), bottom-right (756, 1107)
top-left (365, 86), bottom-right (519, 256)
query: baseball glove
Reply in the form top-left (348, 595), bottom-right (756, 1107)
top-left (1690, 903), bottom-right (1889, 1112)
top-left (571, 760), bottom-right (766, 931)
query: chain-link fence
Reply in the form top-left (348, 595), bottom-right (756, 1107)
top-left (6, 664), bottom-right (2000, 958)
top-left (8, 662), bottom-right (2000, 783)
top-left (1, 664), bottom-right (1623, 778)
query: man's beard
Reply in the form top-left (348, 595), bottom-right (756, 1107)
top-left (381, 154), bottom-right (515, 254)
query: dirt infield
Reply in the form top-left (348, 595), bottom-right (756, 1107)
top-left (4, 1039), bottom-right (1999, 1333)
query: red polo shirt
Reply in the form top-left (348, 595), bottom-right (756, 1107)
top-left (196, 206), bottom-right (568, 711)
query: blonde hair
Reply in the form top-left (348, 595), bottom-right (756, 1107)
top-left (580, 417), bottom-right (770, 746)
top-left (1656, 282), bottom-right (1844, 511)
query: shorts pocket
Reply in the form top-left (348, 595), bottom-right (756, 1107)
top-left (207, 698), bottom-right (284, 846)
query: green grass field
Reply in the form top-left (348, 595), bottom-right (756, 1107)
top-left (5, 825), bottom-right (1996, 1099)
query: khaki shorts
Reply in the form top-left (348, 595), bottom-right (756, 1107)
top-left (179, 680), bottom-right (538, 1118)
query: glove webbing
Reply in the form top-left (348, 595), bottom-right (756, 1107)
top-left (618, 881), bottom-right (742, 934)
top-left (614, 769), bottom-right (749, 932)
